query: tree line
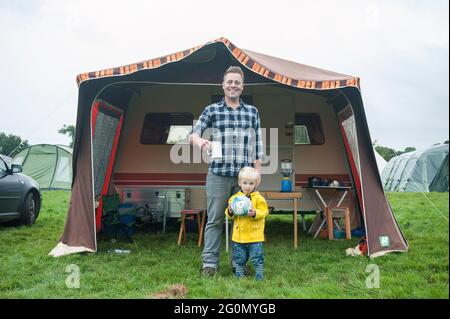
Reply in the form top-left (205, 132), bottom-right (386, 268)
top-left (0, 125), bottom-right (75, 157)
top-left (373, 140), bottom-right (448, 162)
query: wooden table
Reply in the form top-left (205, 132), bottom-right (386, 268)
top-left (304, 186), bottom-right (352, 239)
top-left (261, 191), bottom-right (303, 249)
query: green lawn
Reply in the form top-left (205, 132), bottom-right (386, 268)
top-left (0, 191), bottom-right (448, 298)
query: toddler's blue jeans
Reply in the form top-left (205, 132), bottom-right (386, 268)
top-left (232, 241), bottom-right (264, 280)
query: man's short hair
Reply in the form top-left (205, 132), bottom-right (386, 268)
top-left (223, 66), bottom-right (244, 82)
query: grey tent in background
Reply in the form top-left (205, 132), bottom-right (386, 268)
top-left (12, 144), bottom-right (73, 190)
top-left (430, 154), bottom-right (449, 192)
top-left (381, 144), bottom-right (449, 192)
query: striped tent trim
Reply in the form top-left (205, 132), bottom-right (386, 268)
top-left (76, 37), bottom-right (360, 90)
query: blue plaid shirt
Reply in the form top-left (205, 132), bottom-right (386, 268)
top-left (192, 98), bottom-right (264, 177)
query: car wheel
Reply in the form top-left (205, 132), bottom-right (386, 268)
top-left (20, 192), bottom-right (37, 225)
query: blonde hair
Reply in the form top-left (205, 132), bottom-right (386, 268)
top-left (238, 166), bottom-right (261, 184)
top-left (223, 66), bottom-right (244, 82)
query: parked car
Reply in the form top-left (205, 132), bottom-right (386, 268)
top-left (0, 154), bottom-right (42, 225)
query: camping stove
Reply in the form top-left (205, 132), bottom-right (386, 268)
top-left (280, 159), bottom-right (293, 192)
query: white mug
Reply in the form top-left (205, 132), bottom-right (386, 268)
top-left (207, 141), bottom-right (222, 160)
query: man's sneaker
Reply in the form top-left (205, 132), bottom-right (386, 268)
top-left (201, 267), bottom-right (216, 277)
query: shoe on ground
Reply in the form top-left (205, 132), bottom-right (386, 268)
top-left (232, 265), bottom-right (251, 276)
top-left (201, 267), bottom-right (217, 277)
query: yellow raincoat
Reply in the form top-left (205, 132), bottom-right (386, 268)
top-left (225, 191), bottom-right (269, 243)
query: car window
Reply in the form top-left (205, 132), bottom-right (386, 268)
top-left (0, 159), bottom-right (6, 177)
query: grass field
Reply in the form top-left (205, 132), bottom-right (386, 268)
top-left (0, 191), bottom-right (448, 298)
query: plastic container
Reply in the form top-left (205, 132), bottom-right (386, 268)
top-left (119, 203), bottom-right (134, 215)
top-left (318, 229), bottom-right (328, 239)
top-left (119, 214), bottom-right (135, 226)
top-left (351, 228), bottom-right (366, 238)
top-left (333, 229), bottom-right (346, 239)
top-left (281, 178), bottom-right (292, 192)
top-left (119, 214), bottom-right (135, 237)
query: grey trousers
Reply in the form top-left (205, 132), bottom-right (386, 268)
top-left (202, 172), bottom-right (239, 270)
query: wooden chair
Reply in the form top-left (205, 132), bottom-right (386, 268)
top-left (177, 209), bottom-right (206, 247)
top-left (325, 207), bottom-right (351, 240)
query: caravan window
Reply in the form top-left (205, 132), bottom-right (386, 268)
top-left (140, 113), bottom-right (194, 145)
top-left (294, 113), bottom-right (325, 145)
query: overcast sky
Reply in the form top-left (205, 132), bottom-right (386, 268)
top-left (0, 0), bottom-right (448, 152)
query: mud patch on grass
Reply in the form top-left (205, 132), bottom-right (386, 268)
top-left (150, 284), bottom-right (188, 299)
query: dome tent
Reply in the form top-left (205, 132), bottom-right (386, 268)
top-left (13, 144), bottom-right (73, 190)
top-left (381, 144), bottom-right (449, 192)
top-left (430, 153), bottom-right (449, 192)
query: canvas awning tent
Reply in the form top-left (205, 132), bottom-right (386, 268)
top-left (381, 144), bottom-right (449, 192)
top-left (13, 144), bottom-right (73, 190)
top-left (50, 37), bottom-right (408, 258)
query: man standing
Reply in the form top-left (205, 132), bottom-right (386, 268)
top-left (189, 66), bottom-right (263, 276)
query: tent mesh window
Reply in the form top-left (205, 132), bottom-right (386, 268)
top-left (140, 113), bottom-right (193, 145)
top-left (294, 113), bottom-right (324, 145)
top-left (93, 110), bottom-right (120, 197)
top-left (341, 114), bottom-right (361, 177)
